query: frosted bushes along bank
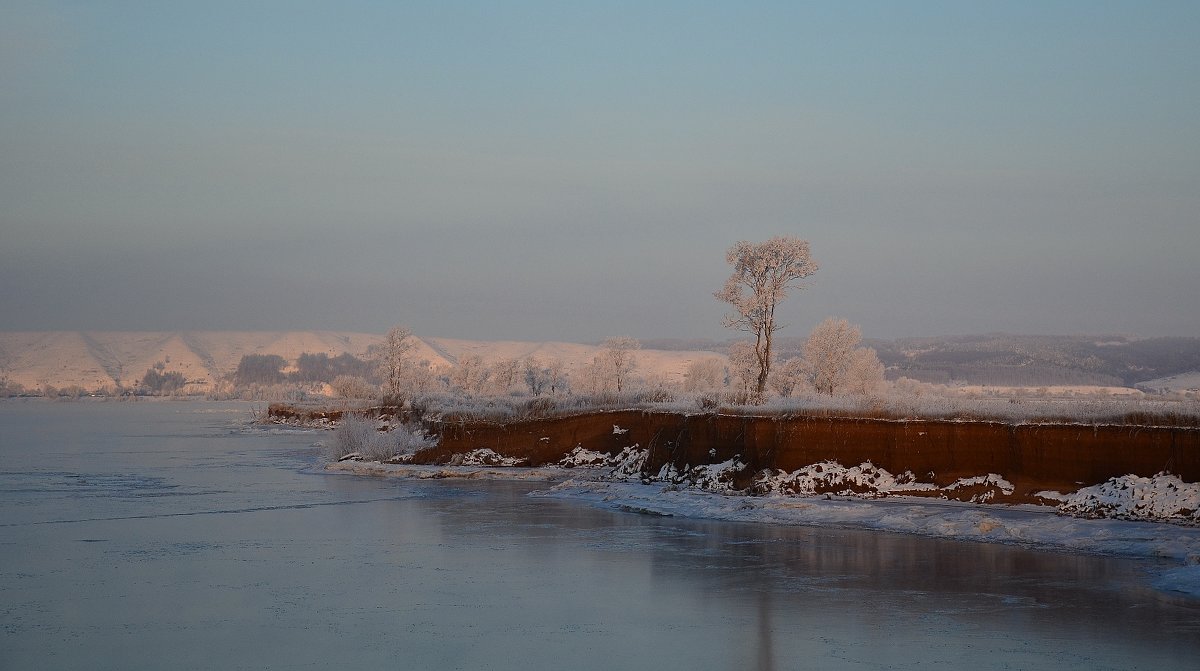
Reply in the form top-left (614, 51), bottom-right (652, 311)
top-left (274, 391), bottom-right (1199, 430)
top-left (748, 392), bottom-right (1200, 427)
top-left (327, 415), bottom-right (435, 463)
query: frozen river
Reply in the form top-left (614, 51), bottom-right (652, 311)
top-left (2, 401), bottom-right (1197, 670)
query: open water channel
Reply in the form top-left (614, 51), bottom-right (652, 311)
top-left (1, 401), bottom-right (1197, 670)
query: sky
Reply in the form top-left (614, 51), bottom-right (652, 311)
top-left (2, 1), bottom-right (1197, 343)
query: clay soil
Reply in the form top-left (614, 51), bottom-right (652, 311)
top-left (425, 410), bottom-right (1200, 504)
top-left (271, 404), bottom-right (1200, 505)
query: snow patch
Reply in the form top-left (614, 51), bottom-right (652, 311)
top-left (558, 446), bottom-right (611, 468)
top-left (451, 449), bottom-right (528, 467)
top-left (612, 424), bottom-right (628, 435)
top-left (607, 446), bottom-right (648, 480)
top-left (555, 445), bottom-right (647, 478)
top-left (1059, 473), bottom-right (1200, 525)
top-left (943, 474), bottom-right (1015, 503)
top-left (754, 461), bottom-right (937, 498)
top-left (655, 458), bottom-right (747, 494)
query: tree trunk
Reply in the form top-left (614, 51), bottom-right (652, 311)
top-left (754, 331), bottom-right (771, 403)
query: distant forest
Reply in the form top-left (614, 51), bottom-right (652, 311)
top-left (640, 335), bottom-right (1200, 388)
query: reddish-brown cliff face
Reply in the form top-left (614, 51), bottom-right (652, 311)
top-left (269, 403), bottom-right (1198, 505)
top-left (419, 410), bottom-right (1199, 504)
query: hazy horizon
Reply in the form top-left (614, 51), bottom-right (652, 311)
top-left (3, 2), bottom-right (1197, 342)
top-left (0, 327), bottom-right (1193, 347)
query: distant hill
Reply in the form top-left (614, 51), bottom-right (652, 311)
top-left (867, 334), bottom-right (1200, 388)
top-left (0, 331), bottom-right (385, 392)
top-left (648, 333), bottom-right (1200, 390)
top-left (0, 331), bottom-right (724, 394)
top-left (3, 331), bottom-right (1198, 395)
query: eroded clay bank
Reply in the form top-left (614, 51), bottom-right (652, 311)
top-left (429, 411), bottom-right (1198, 504)
top-left (270, 405), bottom-right (1200, 505)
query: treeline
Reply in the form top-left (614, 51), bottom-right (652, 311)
top-left (233, 353), bottom-right (375, 387)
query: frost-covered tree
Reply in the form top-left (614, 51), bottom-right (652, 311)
top-left (802, 317), bottom-right (884, 395)
top-left (576, 358), bottom-right (607, 396)
top-left (727, 341), bottom-right (759, 405)
top-left (374, 325), bottom-right (415, 400)
top-left (768, 356), bottom-right (807, 398)
top-left (331, 375), bottom-right (376, 399)
top-left (523, 357), bottom-right (553, 396)
top-left (683, 357), bottom-right (725, 393)
top-left (843, 347), bottom-right (885, 396)
top-left (488, 358), bottom-right (522, 395)
top-left (802, 317), bottom-right (860, 395)
top-left (715, 236), bottom-right (818, 403)
top-left (449, 354), bottom-right (489, 396)
top-left (398, 360), bottom-right (438, 396)
top-left (602, 337), bottom-right (640, 393)
top-left (545, 358), bottom-right (568, 396)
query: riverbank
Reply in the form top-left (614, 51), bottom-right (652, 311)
top-left (309, 403), bottom-right (1200, 569)
top-left (281, 402), bottom-right (1200, 515)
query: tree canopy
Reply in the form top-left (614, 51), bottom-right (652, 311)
top-left (715, 236), bottom-right (818, 402)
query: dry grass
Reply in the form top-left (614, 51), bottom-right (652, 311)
top-left (270, 390), bottom-right (1200, 429)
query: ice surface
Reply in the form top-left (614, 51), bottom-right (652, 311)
top-left (329, 450), bottom-right (1200, 596)
top-left (531, 479), bottom-right (1200, 595)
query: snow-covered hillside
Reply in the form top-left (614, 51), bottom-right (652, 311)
top-left (0, 331), bottom-right (723, 393)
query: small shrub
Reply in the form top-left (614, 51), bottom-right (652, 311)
top-left (331, 375), bottom-right (376, 399)
top-left (328, 414), bottom-right (436, 462)
top-left (695, 393), bottom-right (721, 411)
top-left (521, 396), bottom-right (558, 419)
top-left (635, 387), bottom-right (676, 404)
top-left (328, 414), bottom-right (376, 460)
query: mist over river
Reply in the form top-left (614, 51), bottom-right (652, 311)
top-left (2, 401), bottom-right (1197, 670)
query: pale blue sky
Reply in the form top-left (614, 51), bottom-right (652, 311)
top-left (2, 1), bottom-right (1197, 341)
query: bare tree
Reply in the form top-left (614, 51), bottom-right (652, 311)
top-left (545, 358), bottom-right (567, 396)
top-left (601, 337), bottom-right (640, 393)
top-left (715, 237), bottom-right (818, 403)
top-left (378, 325), bottom-right (414, 400)
top-left (449, 354), bottom-right (488, 395)
top-left (523, 356), bottom-right (551, 396)
top-left (488, 357), bottom-right (522, 395)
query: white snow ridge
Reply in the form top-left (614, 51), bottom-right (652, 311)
top-left (1058, 473), bottom-right (1200, 525)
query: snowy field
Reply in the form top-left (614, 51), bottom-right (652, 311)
top-left (327, 457), bottom-right (1200, 599)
